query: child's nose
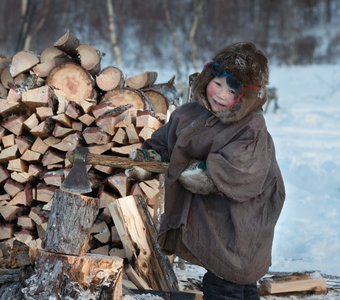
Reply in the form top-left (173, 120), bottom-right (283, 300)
top-left (218, 88), bottom-right (229, 99)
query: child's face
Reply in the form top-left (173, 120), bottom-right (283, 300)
top-left (206, 77), bottom-right (236, 112)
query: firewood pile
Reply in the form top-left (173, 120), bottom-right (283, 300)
top-left (0, 31), bottom-right (181, 298)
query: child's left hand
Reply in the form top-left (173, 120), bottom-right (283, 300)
top-left (178, 160), bottom-right (217, 195)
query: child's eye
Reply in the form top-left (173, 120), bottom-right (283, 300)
top-left (229, 89), bottom-right (235, 94)
top-left (213, 80), bottom-right (222, 86)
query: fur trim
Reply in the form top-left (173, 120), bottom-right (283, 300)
top-left (179, 168), bottom-right (217, 195)
top-left (192, 42), bottom-right (269, 124)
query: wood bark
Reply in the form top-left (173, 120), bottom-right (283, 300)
top-left (43, 189), bottom-right (99, 255)
top-left (23, 249), bottom-right (123, 300)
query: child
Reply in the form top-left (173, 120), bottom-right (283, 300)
top-left (130, 42), bottom-right (285, 299)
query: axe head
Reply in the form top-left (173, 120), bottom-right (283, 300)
top-left (60, 147), bottom-right (92, 194)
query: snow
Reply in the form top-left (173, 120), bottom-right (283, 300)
top-left (267, 64), bottom-right (340, 277)
top-left (124, 64), bottom-right (340, 299)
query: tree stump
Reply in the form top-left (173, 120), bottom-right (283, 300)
top-left (22, 250), bottom-right (123, 300)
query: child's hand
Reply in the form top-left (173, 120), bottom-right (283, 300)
top-left (178, 160), bottom-right (217, 195)
top-left (125, 166), bottom-right (153, 181)
top-left (126, 149), bottom-right (161, 181)
top-left (129, 149), bottom-right (162, 162)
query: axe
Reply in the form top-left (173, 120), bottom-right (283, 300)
top-left (60, 146), bottom-right (168, 194)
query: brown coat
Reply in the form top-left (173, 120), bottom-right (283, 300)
top-left (144, 101), bottom-right (285, 284)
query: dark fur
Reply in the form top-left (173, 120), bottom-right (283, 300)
top-left (192, 42), bottom-right (269, 124)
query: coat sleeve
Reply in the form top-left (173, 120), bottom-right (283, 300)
top-left (142, 113), bottom-right (174, 162)
top-left (206, 127), bottom-right (273, 202)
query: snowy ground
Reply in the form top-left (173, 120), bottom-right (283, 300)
top-left (124, 64), bottom-right (340, 299)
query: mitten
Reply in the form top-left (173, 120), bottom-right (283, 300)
top-left (125, 166), bottom-right (153, 181)
top-left (129, 148), bottom-right (162, 162)
top-left (178, 160), bottom-right (218, 195)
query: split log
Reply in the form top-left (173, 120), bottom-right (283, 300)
top-left (0, 205), bottom-right (23, 222)
top-left (35, 184), bottom-right (56, 202)
top-left (88, 142), bottom-right (113, 154)
top-left (3, 179), bottom-right (24, 197)
top-left (126, 71), bottom-right (158, 89)
top-left (0, 100), bottom-right (20, 115)
top-left (29, 207), bottom-right (48, 226)
top-left (43, 189), bottom-right (99, 256)
top-left (65, 101), bottom-right (82, 119)
top-left (259, 272), bottom-right (327, 295)
top-left (23, 113), bottom-right (39, 130)
top-left (82, 126), bottom-right (111, 145)
top-left (107, 173), bottom-right (130, 197)
top-left (17, 216), bottom-right (35, 230)
top-left (125, 123), bottom-right (140, 144)
top-left (8, 187), bottom-right (32, 206)
top-left (78, 113), bottom-right (95, 126)
top-left (0, 83), bottom-right (7, 98)
top-left (51, 132), bottom-right (81, 152)
top-left (113, 127), bottom-right (128, 145)
top-left (95, 104), bottom-right (134, 135)
top-left (2, 115), bottom-right (26, 135)
top-left (136, 111), bottom-right (163, 130)
top-left (1, 134), bottom-right (15, 148)
top-left (138, 126), bottom-right (154, 141)
top-left (51, 113), bottom-right (72, 127)
top-left (21, 85), bottom-right (52, 109)
top-left (30, 137), bottom-right (49, 154)
top-left (30, 119), bottom-right (54, 138)
top-left (15, 136), bottom-right (33, 154)
top-left (96, 66), bottom-right (124, 91)
top-left (10, 171), bottom-right (32, 183)
top-left (23, 250), bottom-right (123, 300)
top-left (47, 62), bottom-right (94, 103)
top-left (0, 67), bottom-right (14, 89)
top-left (0, 144), bottom-right (18, 162)
top-left (111, 143), bottom-right (143, 156)
top-left (6, 88), bottom-right (21, 102)
top-left (0, 225), bottom-right (15, 241)
top-left (7, 158), bottom-right (28, 172)
top-left (9, 51), bottom-right (39, 77)
top-left (21, 149), bottom-right (42, 162)
top-left (0, 164), bottom-right (10, 183)
top-left (52, 123), bottom-right (74, 138)
top-left (108, 195), bottom-right (178, 291)
top-left (42, 150), bottom-right (65, 166)
top-left (36, 106), bottom-right (53, 120)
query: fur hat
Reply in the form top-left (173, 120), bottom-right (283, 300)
top-left (192, 42), bottom-right (269, 123)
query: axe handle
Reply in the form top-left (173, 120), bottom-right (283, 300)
top-left (67, 152), bottom-right (169, 173)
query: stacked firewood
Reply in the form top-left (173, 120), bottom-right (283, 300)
top-left (0, 31), bottom-right (180, 295)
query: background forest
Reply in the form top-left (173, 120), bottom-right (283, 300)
top-left (1, 0), bottom-right (340, 83)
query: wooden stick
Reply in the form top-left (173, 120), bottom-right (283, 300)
top-left (67, 151), bottom-right (169, 173)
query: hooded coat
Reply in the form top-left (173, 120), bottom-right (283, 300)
top-left (144, 42), bottom-right (285, 284)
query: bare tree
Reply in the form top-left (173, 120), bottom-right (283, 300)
top-left (189, 0), bottom-right (204, 70)
top-left (163, 0), bottom-right (182, 80)
top-left (107, 0), bottom-right (122, 65)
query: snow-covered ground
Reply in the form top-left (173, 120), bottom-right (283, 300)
top-left (267, 64), bottom-right (340, 277)
top-left (124, 64), bottom-right (340, 298)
